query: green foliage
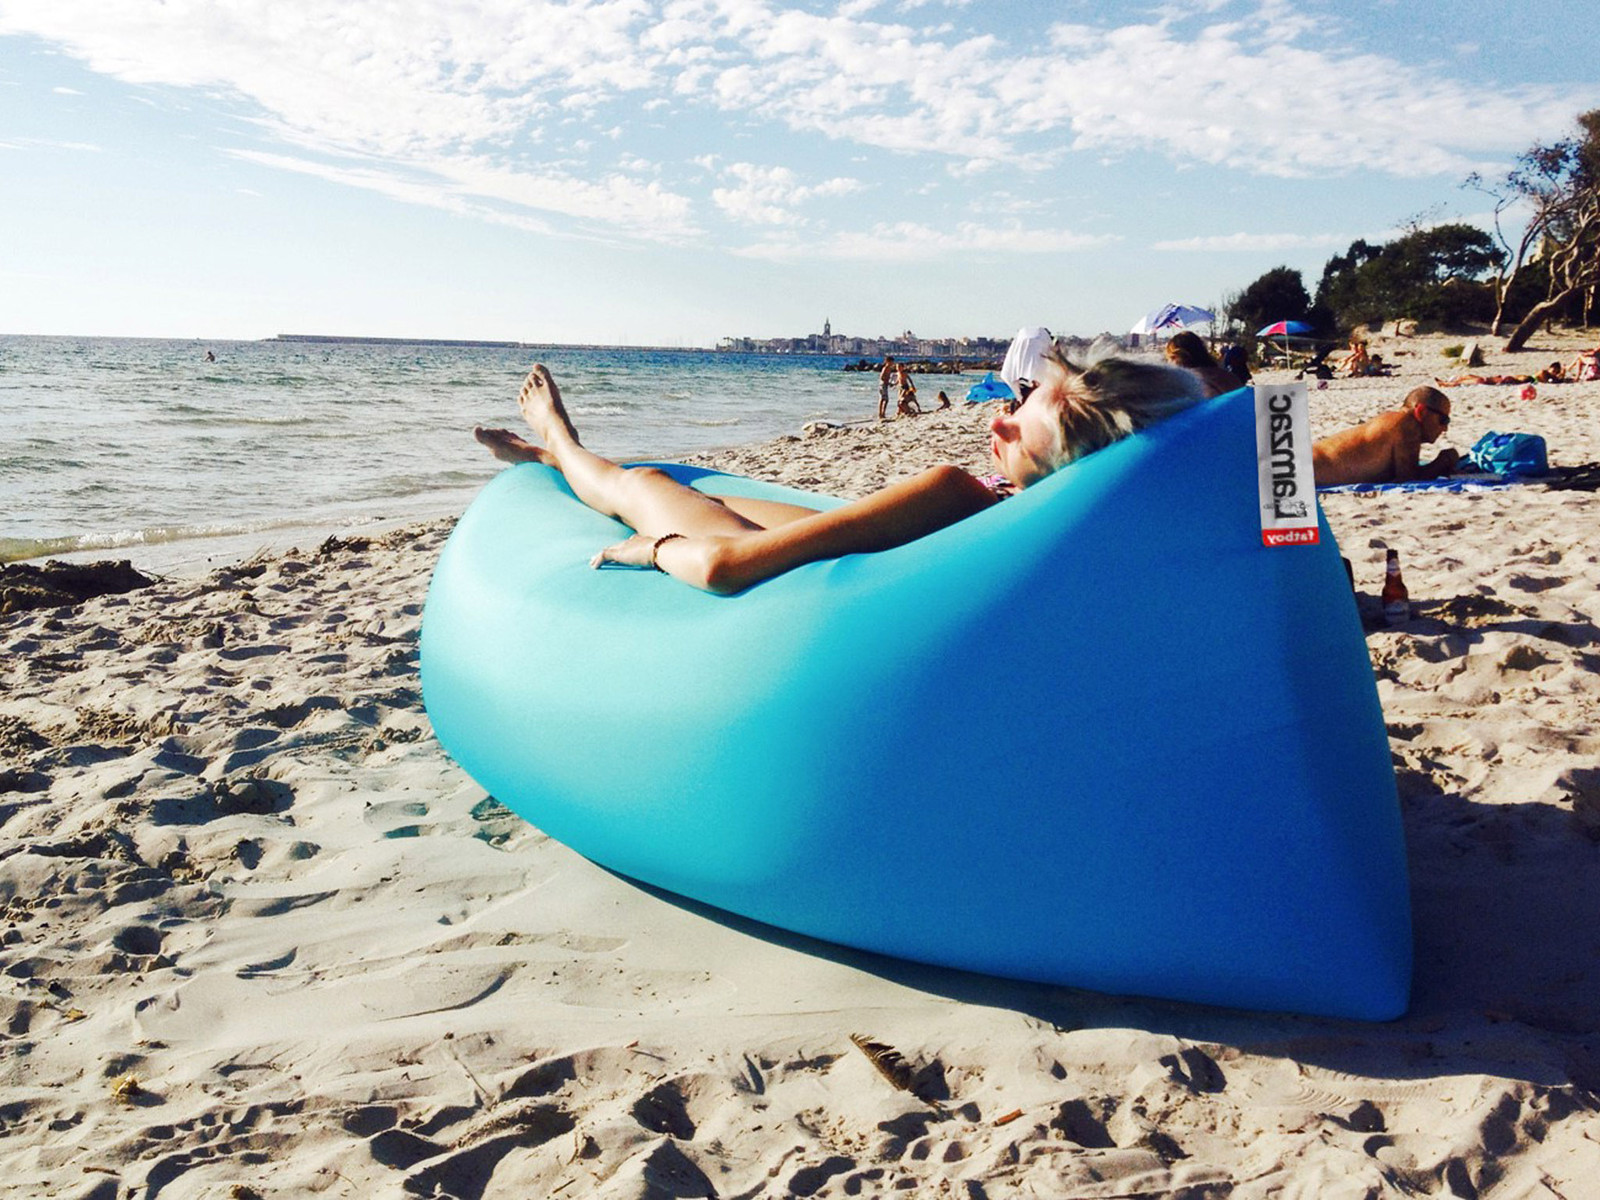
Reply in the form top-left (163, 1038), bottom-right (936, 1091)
top-left (1226, 266), bottom-right (1312, 341)
top-left (1216, 109), bottom-right (1600, 350)
top-left (1314, 223), bottom-right (1503, 334)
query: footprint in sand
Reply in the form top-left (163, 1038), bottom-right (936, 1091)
top-left (1051, 1097), bottom-right (1117, 1148)
top-left (1160, 1046), bottom-right (1227, 1094)
top-left (212, 775), bottom-right (294, 817)
top-left (256, 695), bottom-right (341, 728)
top-left (788, 1155), bottom-right (857, 1195)
top-left (1507, 572), bottom-right (1566, 592)
top-left (631, 1079), bottom-right (698, 1140)
top-left (395, 1103), bottom-right (576, 1197)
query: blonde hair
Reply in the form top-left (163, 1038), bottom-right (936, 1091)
top-left (1038, 343), bottom-right (1207, 472)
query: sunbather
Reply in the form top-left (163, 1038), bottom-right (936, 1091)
top-left (1312, 386), bottom-right (1460, 486)
top-left (472, 339), bottom-right (1205, 593)
top-left (1336, 338), bottom-right (1371, 377)
top-left (1434, 365), bottom-right (1566, 386)
top-left (1435, 372), bottom-right (1530, 387)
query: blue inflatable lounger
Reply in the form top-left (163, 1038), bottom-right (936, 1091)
top-left (420, 389), bottom-right (1412, 1020)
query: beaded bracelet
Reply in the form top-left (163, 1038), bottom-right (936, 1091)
top-left (650, 532), bottom-right (685, 570)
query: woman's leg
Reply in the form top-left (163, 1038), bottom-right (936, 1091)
top-left (711, 495), bottom-right (823, 527)
top-left (478, 380), bottom-right (822, 529)
top-left (516, 365), bottom-right (763, 539)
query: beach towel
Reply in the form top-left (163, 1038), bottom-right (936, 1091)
top-left (1317, 473), bottom-right (1514, 494)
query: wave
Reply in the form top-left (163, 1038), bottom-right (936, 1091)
top-left (347, 469), bottom-right (488, 501)
top-left (0, 515), bottom-right (319, 566)
top-left (150, 413), bottom-right (324, 428)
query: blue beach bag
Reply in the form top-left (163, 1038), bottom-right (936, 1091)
top-left (1467, 431), bottom-right (1549, 478)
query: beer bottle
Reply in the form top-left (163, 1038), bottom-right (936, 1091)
top-left (1381, 549), bottom-right (1410, 625)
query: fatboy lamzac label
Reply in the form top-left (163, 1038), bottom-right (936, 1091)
top-left (1254, 383), bottom-right (1319, 547)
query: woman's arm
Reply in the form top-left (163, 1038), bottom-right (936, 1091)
top-left (602, 465), bottom-right (998, 594)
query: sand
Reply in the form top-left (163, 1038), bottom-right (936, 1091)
top-left (4, 329), bottom-right (1600, 1198)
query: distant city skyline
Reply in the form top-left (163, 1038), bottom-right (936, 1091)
top-left (272, 321), bottom-right (1019, 358)
top-left (718, 318), bottom-right (1014, 359)
top-left (3, 1), bottom-right (1598, 345)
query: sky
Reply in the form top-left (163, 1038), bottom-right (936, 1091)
top-left (2, 0), bottom-right (1598, 346)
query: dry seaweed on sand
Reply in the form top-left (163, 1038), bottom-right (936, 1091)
top-left (0, 558), bottom-right (155, 614)
top-left (849, 1034), bottom-right (951, 1110)
top-left (850, 1033), bottom-right (915, 1092)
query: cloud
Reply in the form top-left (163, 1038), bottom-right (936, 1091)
top-left (996, 15), bottom-right (1584, 179)
top-left (0, 135), bottom-right (102, 153)
top-left (227, 148), bottom-right (699, 242)
top-left (734, 220), bottom-right (1118, 262)
top-left (2, 0), bottom-right (1595, 248)
top-left (709, 162), bottom-right (862, 225)
top-left (1151, 231), bottom-right (1352, 252)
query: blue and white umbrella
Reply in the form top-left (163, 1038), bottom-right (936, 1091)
top-left (1131, 303), bottom-right (1216, 338)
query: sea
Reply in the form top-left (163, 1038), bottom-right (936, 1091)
top-left (1, 336), bottom-right (888, 575)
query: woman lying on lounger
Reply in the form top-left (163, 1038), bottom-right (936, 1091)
top-left (473, 338), bottom-right (1204, 594)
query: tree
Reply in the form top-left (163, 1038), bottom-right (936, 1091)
top-left (1314, 224), bottom-right (1501, 333)
top-left (1466, 172), bottom-right (1549, 334)
top-left (1316, 239), bottom-right (1394, 332)
top-left (1226, 266), bottom-right (1311, 339)
top-left (1488, 109), bottom-right (1600, 351)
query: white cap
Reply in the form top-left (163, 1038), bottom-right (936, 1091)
top-left (1000, 326), bottom-right (1053, 397)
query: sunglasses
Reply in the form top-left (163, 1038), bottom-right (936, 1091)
top-left (1425, 406), bottom-right (1450, 427)
top-left (1006, 379), bottom-right (1038, 415)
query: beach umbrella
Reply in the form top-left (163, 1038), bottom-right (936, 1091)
top-left (1256, 320), bottom-right (1315, 362)
top-left (1131, 303), bottom-right (1216, 340)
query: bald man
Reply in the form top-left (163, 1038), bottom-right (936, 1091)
top-left (1312, 386), bottom-right (1461, 486)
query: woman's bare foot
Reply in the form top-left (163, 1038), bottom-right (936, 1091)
top-left (473, 426), bottom-right (557, 466)
top-left (518, 364), bottom-right (581, 447)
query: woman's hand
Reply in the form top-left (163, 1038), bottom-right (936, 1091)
top-left (590, 532), bottom-right (659, 570)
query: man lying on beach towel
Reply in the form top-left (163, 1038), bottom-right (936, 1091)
top-left (1312, 386), bottom-right (1460, 486)
top-left (1435, 360), bottom-right (1568, 387)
